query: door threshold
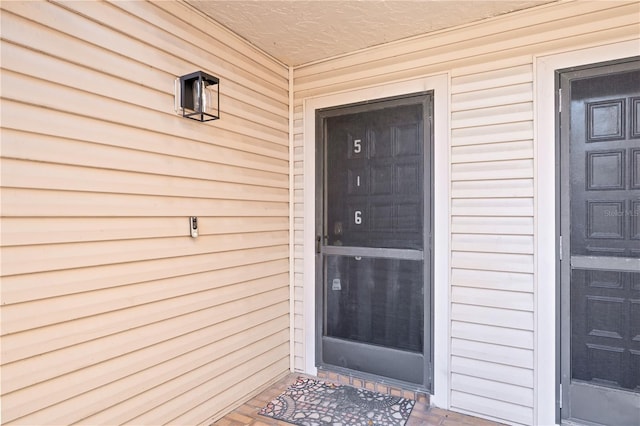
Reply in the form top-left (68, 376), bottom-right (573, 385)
top-left (562, 418), bottom-right (607, 426)
top-left (317, 366), bottom-right (430, 404)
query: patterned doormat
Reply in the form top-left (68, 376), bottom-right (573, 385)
top-left (258, 376), bottom-right (415, 426)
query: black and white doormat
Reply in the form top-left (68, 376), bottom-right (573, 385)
top-left (259, 376), bottom-right (415, 426)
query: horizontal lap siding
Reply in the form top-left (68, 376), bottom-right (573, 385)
top-left (292, 104), bottom-right (306, 372)
top-left (450, 58), bottom-right (535, 424)
top-left (0, 1), bottom-right (289, 424)
top-left (292, 2), bottom-right (639, 425)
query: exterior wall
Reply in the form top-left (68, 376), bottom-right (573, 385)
top-left (291, 2), bottom-right (640, 425)
top-left (449, 60), bottom-right (535, 425)
top-left (0, 1), bottom-right (289, 424)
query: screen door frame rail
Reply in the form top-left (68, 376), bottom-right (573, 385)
top-left (320, 246), bottom-right (424, 261)
top-left (570, 256), bottom-right (640, 272)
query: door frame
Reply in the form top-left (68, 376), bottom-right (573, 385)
top-left (535, 40), bottom-right (640, 425)
top-left (302, 73), bottom-right (450, 406)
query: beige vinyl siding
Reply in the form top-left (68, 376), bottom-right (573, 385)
top-left (449, 58), bottom-right (535, 424)
top-left (292, 1), bottom-right (639, 425)
top-left (0, 1), bottom-right (289, 424)
top-left (292, 104), bottom-right (306, 372)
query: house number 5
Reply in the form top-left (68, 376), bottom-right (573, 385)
top-left (353, 139), bottom-right (362, 154)
top-left (354, 210), bottom-right (362, 225)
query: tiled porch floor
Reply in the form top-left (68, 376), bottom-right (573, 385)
top-left (213, 373), bottom-right (504, 426)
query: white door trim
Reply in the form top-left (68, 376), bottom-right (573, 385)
top-left (302, 73), bottom-right (451, 407)
top-left (534, 39), bottom-right (640, 426)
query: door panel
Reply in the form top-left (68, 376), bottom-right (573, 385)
top-left (325, 256), bottom-right (424, 352)
top-left (317, 93), bottom-right (432, 389)
top-left (325, 103), bottom-right (424, 250)
top-left (560, 59), bottom-right (640, 425)
top-left (571, 269), bottom-right (640, 390)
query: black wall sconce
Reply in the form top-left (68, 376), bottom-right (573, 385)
top-left (175, 71), bottom-right (219, 122)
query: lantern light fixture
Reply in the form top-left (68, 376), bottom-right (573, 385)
top-left (175, 71), bottom-right (219, 122)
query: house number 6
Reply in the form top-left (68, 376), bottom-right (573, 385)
top-left (354, 210), bottom-right (362, 225)
top-left (353, 139), bottom-right (362, 154)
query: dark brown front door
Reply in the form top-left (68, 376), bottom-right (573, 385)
top-left (316, 93), bottom-right (433, 389)
top-left (559, 58), bottom-right (640, 425)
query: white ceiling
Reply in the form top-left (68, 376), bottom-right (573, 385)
top-left (187, 0), bottom-right (556, 66)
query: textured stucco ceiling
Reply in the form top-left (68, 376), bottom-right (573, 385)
top-left (187, 0), bottom-right (556, 66)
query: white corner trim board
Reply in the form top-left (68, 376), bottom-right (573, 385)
top-left (534, 39), bottom-right (640, 426)
top-left (302, 73), bottom-right (451, 408)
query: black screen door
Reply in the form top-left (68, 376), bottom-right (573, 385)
top-left (316, 93), bottom-right (433, 389)
top-left (559, 59), bottom-right (640, 425)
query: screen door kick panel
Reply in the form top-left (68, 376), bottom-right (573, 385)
top-left (318, 96), bottom-right (432, 388)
